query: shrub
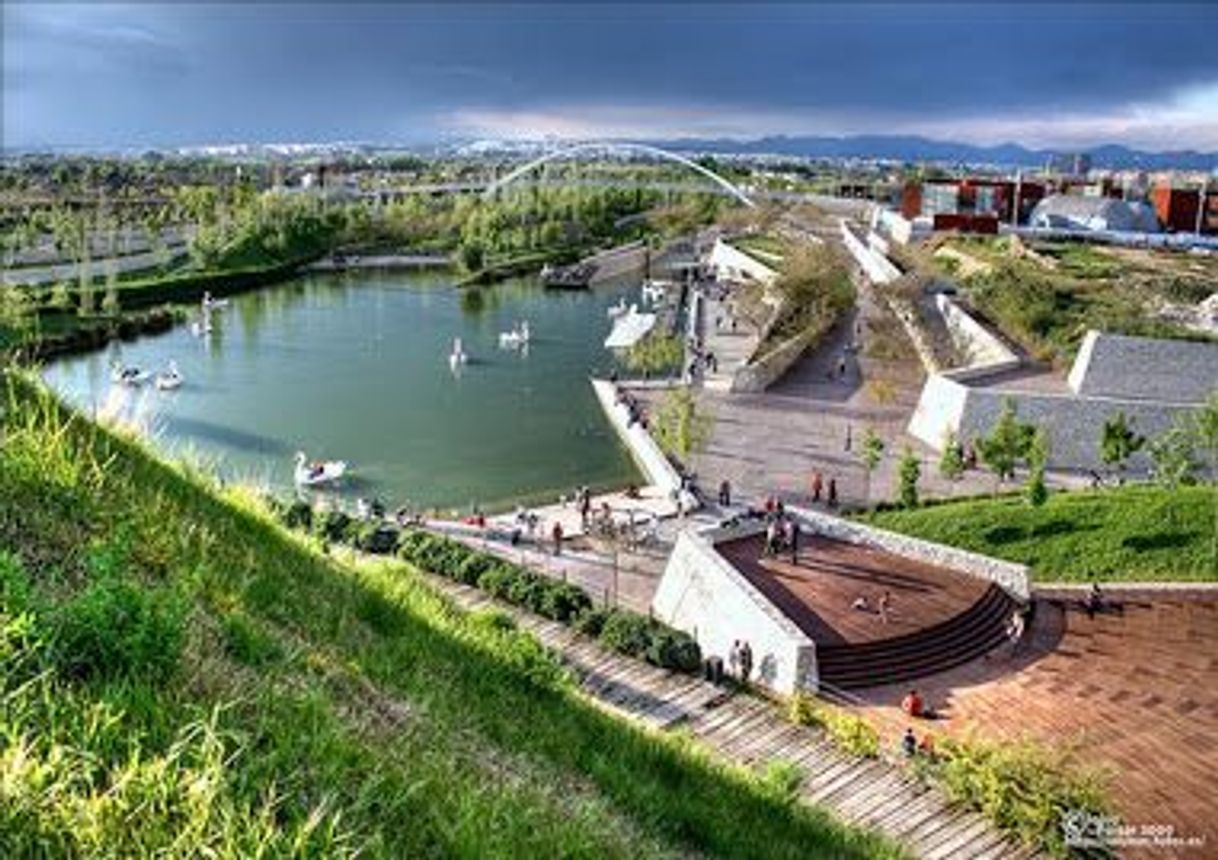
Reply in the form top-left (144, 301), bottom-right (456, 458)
top-left (787, 694), bottom-right (879, 758)
top-left (314, 510), bottom-right (354, 544)
top-left (932, 735), bottom-right (1109, 856)
top-left (573, 606), bottom-right (611, 637)
top-left (644, 627), bottom-right (702, 673)
top-left (352, 523), bottom-right (399, 555)
top-left (455, 553), bottom-right (497, 585)
top-left (477, 563), bottom-right (518, 599)
top-left (599, 610), bottom-right (653, 659)
top-left (282, 500), bottom-right (314, 531)
top-left (50, 577), bottom-right (187, 683)
top-left (537, 581), bottom-right (593, 623)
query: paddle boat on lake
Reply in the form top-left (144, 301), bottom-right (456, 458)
top-left (449, 337), bottom-right (468, 370)
top-left (498, 320), bottom-right (531, 349)
top-left (154, 360), bottom-right (183, 391)
top-left (294, 451), bottom-right (348, 487)
top-left (110, 360), bottom-right (150, 386)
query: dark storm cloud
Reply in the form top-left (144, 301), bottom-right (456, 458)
top-left (4, 3), bottom-right (1217, 148)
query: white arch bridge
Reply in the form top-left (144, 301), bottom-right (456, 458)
top-left (481, 141), bottom-right (756, 208)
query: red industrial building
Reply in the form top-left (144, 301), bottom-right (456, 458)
top-left (899, 178), bottom-right (1047, 231)
top-left (1152, 185), bottom-right (1218, 234)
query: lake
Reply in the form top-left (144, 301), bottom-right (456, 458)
top-left (44, 269), bottom-right (650, 512)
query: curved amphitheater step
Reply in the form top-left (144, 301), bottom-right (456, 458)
top-left (429, 575), bottom-right (1038, 859)
top-left (818, 584), bottom-right (1019, 690)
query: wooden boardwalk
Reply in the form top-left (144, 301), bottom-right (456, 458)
top-left (431, 576), bottom-right (1039, 860)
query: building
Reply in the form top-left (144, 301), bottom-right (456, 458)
top-left (1027, 194), bottom-right (1160, 233)
top-left (899, 177), bottom-right (1047, 229)
top-left (1152, 185), bottom-right (1218, 234)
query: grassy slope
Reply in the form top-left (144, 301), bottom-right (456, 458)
top-left (865, 486), bottom-right (1218, 582)
top-left (0, 375), bottom-right (902, 860)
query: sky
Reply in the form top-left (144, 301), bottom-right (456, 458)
top-left (4, 2), bottom-right (1218, 151)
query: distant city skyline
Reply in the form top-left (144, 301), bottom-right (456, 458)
top-left (5, 3), bottom-right (1218, 152)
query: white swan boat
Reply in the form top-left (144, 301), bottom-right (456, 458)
top-left (201, 292), bottom-right (229, 311)
top-left (110, 361), bottom-right (150, 386)
top-left (154, 360), bottom-right (183, 391)
top-left (641, 280), bottom-right (669, 305)
top-left (607, 298), bottom-right (628, 319)
top-left (449, 337), bottom-right (468, 370)
top-left (294, 451), bottom-right (348, 487)
top-left (498, 321), bottom-right (531, 349)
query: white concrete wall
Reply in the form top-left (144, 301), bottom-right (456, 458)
top-left (789, 507), bottom-right (1031, 601)
top-left (652, 528), bottom-right (819, 693)
top-left (590, 379), bottom-right (684, 498)
top-left (840, 220), bottom-right (901, 284)
top-left (908, 373), bottom-right (971, 453)
top-left (707, 238), bottom-right (779, 286)
top-left (935, 294), bottom-right (1021, 373)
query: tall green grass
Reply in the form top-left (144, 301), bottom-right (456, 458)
top-left (0, 372), bottom-right (904, 859)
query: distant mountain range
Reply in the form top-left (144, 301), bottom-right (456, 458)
top-left (641, 134), bottom-right (1218, 172)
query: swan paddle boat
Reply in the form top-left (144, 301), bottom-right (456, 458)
top-left (110, 361), bottom-right (150, 386)
top-left (154, 360), bottom-right (183, 391)
top-left (449, 337), bottom-right (468, 370)
top-left (497, 321), bottom-right (531, 349)
top-left (607, 297), bottom-right (628, 319)
top-left (294, 451), bottom-right (348, 487)
top-left (641, 280), bottom-right (668, 305)
top-left (201, 291), bottom-right (229, 311)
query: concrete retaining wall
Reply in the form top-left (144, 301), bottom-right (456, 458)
top-left (590, 379), bottom-right (683, 497)
top-left (840, 220), bottom-right (901, 284)
top-left (936, 294), bottom-right (1020, 373)
top-left (652, 529), bottom-right (819, 693)
top-left (790, 507), bottom-right (1032, 601)
top-left (707, 238), bottom-right (779, 285)
top-left (729, 322), bottom-right (818, 393)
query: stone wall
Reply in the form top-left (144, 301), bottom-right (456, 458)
top-left (586, 241), bottom-right (649, 284)
top-left (789, 507), bottom-right (1032, 601)
top-left (652, 528), bottom-right (819, 693)
top-left (729, 320), bottom-right (819, 393)
top-left (1068, 330), bottom-right (1218, 403)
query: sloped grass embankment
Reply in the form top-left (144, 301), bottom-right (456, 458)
top-left (0, 374), bottom-right (903, 859)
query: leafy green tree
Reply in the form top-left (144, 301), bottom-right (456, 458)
top-left (1025, 428), bottom-right (1050, 508)
top-left (859, 427), bottom-right (885, 505)
top-left (978, 398), bottom-right (1035, 489)
top-left (458, 240), bottom-right (485, 273)
top-left (938, 430), bottom-right (966, 494)
top-left (653, 387), bottom-right (712, 460)
top-left (897, 447), bottom-right (921, 509)
top-left (1149, 426), bottom-right (1197, 491)
top-left (1100, 411), bottom-right (1146, 484)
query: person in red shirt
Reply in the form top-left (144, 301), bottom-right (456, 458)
top-left (901, 689), bottom-right (924, 718)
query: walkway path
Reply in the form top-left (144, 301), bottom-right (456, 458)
top-left (431, 575), bottom-right (1037, 859)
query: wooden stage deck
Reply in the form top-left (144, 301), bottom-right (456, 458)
top-left (716, 533), bottom-right (991, 646)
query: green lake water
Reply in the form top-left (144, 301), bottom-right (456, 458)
top-left (44, 270), bottom-right (650, 511)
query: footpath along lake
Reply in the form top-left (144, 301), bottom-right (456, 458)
top-left (44, 269), bottom-right (656, 511)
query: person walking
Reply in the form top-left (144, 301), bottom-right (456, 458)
top-left (811, 471), bottom-right (823, 503)
top-left (728, 640), bottom-right (742, 679)
top-left (827, 478), bottom-right (839, 508)
top-left (878, 589), bottom-right (892, 624)
top-left (718, 478), bottom-right (732, 507)
top-left (789, 519), bottom-right (800, 564)
top-left (739, 641), bottom-right (754, 685)
top-left (551, 520), bottom-right (564, 556)
top-left (578, 486), bottom-right (591, 529)
top-left (845, 424), bottom-right (853, 452)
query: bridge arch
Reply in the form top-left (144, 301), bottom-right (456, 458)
top-left (482, 141), bottom-right (756, 208)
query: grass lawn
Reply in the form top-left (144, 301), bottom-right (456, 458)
top-left (0, 372), bottom-right (903, 859)
top-left (864, 485), bottom-right (1218, 582)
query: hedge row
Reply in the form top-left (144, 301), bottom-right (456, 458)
top-left (266, 501), bottom-right (701, 673)
top-left (396, 530), bottom-right (702, 673)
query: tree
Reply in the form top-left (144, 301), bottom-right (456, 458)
top-left (1025, 427), bottom-right (1050, 508)
top-left (938, 430), bottom-right (966, 495)
top-left (1100, 411), bottom-right (1146, 484)
top-left (653, 387), bottom-right (712, 460)
top-left (859, 427), bottom-right (885, 506)
top-left (1149, 426), bottom-right (1197, 492)
top-left (458, 239), bottom-right (485, 273)
top-left (897, 447), bottom-right (921, 509)
top-left (977, 398), bottom-right (1035, 489)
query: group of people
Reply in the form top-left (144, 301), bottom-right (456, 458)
top-left (852, 589), bottom-right (894, 624)
top-left (614, 387), bottom-right (648, 430)
top-left (727, 639), bottom-right (755, 684)
top-left (761, 498), bottom-right (801, 563)
top-left (809, 471), bottom-right (839, 509)
top-left (899, 688), bottom-right (937, 759)
top-left (686, 334), bottom-right (718, 380)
